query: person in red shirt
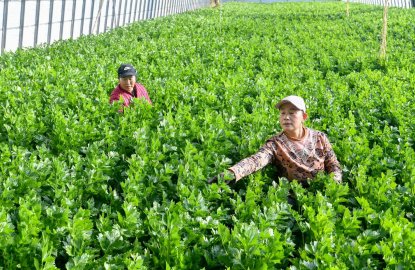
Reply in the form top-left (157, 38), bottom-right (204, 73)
top-left (109, 64), bottom-right (152, 108)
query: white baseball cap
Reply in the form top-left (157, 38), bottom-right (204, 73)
top-left (276, 95), bottom-right (306, 112)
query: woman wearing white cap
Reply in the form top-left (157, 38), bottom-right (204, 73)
top-left (209, 95), bottom-right (342, 185)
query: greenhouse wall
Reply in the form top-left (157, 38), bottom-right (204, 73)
top-left (222, 0), bottom-right (338, 2)
top-left (348, 0), bottom-right (413, 8)
top-left (222, 0), bottom-right (413, 7)
top-left (0, 0), bottom-right (210, 54)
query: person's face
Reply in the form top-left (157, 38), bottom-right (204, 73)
top-left (119, 75), bottom-right (136, 93)
top-left (279, 103), bottom-right (307, 133)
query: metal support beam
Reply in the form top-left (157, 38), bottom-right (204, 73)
top-left (71, 0), bottom-right (77, 38)
top-left (122, 0), bottom-right (128, 25)
top-left (150, 0), bottom-right (156, 18)
top-left (19, 0), bottom-right (26, 49)
top-left (34, 0), bottom-right (41, 46)
top-left (1, 0), bottom-right (9, 53)
top-left (129, 0), bottom-right (134, 23)
top-left (133, 0), bottom-right (138, 21)
top-left (140, 0), bottom-right (146, 20)
top-left (95, 0), bottom-right (105, 33)
top-left (111, 0), bottom-right (116, 29)
top-left (104, 0), bottom-right (110, 32)
top-left (117, 0), bottom-right (123, 26)
top-left (89, 0), bottom-right (96, 34)
top-left (81, 0), bottom-right (87, 35)
top-left (47, 0), bottom-right (54, 44)
top-left (59, 0), bottom-right (67, 40)
top-left (145, 0), bottom-right (151, 19)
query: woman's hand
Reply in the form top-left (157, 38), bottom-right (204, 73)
top-left (207, 170), bottom-right (236, 185)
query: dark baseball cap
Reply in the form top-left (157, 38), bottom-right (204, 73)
top-left (118, 64), bottom-right (137, 77)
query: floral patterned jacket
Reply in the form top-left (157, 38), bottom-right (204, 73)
top-left (229, 127), bottom-right (342, 184)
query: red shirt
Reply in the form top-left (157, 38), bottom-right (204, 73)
top-left (109, 83), bottom-right (152, 107)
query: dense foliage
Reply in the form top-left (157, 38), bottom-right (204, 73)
top-left (1, 2), bottom-right (415, 269)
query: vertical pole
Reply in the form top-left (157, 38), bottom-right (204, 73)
top-left (160, 0), bottom-right (166, 17)
top-left (133, 0), bottom-right (138, 21)
top-left (122, 0), bottom-right (128, 25)
top-left (117, 0), bottom-right (123, 26)
top-left (153, 0), bottom-right (160, 18)
top-left (150, 0), bottom-right (156, 18)
top-left (143, 0), bottom-right (147, 20)
top-left (19, 0), bottom-right (26, 49)
top-left (380, 0), bottom-right (389, 59)
top-left (133, 0), bottom-right (138, 22)
top-left (111, 0), bottom-right (116, 29)
top-left (172, 0), bottom-right (175, 14)
top-left (71, 0), bottom-right (77, 38)
top-left (34, 0), bottom-right (41, 47)
top-left (96, 0), bottom-right (105, 33)
top-left (104, 0), bottom-right (110, 32)
top-left (165, 0), bottom-right (169, 16)
top-left (154, 0), bottom-right (159, 17)
top-left (163, 0), bottom-right (167, 15)
top-left (81, 0), bottom-right (87, 35)
top-left (158, 0), bottom-right (162, 17)
top-left (143, 0), bottom-right (148, 19)
top-left (1, 0), bottom-right (9, 53)
top-left (346, 0), bottom-right (350, 16)
top-left (161, 0), bottom-right (166, 17)
top-left (137, 0), bottom-right (141, 20)
top-left (47, 0), bottom-right (54, 44)
top-left (89, 0), bottom-right (96, 34)
top-left (151, 0), bottom-right (156, 18)
top-left (59, 0), bottom-right (67, 40)
top-left (139, 0), bottom-right (145, 20)
top-left (128, 0), bottom-right (134, 23)
top-left (146, 0), bottom-right (151, 19)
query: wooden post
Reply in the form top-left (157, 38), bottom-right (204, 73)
top-left (346, 0), bottom-right (350, 17)
top-left (211, 0), bottom-right (220, 8)
top-left (380, 0), bottom-right (389, 60)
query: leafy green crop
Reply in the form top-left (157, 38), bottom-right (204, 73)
top-left (1, 2), bottom-right (415, 269)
